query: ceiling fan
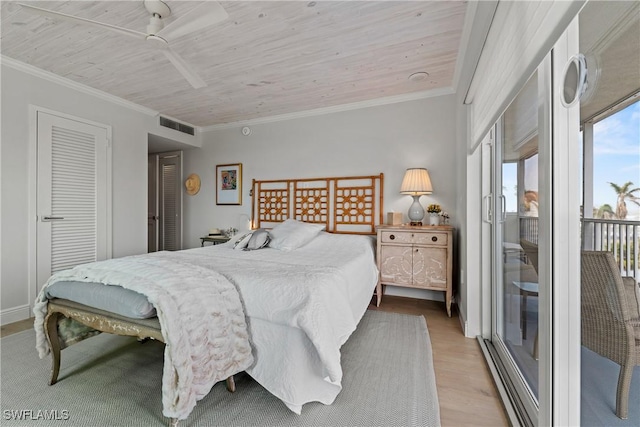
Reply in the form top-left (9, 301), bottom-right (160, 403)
top-left (17, 0), bottom-right (228, 89)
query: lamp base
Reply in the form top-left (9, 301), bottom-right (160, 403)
top-left (409, 221), bottom-right (423, 226)
top-left (407, 195), bottom-right (425, 226)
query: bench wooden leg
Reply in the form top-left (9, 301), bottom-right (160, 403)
top-left (44, 311), bottom-right (62, 386)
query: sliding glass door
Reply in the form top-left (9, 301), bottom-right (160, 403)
top-left (479, 19), bottom-right (582, 426)
top-left (486, 68), bottom-right (545, 426)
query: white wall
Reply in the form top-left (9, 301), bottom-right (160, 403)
top-left (183, 95), bottom-right (458, 301)
top-left (0, 64), bottom-right (161, 323)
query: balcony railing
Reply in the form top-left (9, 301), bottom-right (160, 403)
top-left (519, 217), bottom-right (639, 279)
top-left (520, 216), bottom-right (539, 245)
top-left (581, 218), bottom-right (639, 279)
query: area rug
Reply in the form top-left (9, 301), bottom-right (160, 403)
top-left (0, 310), bottom-right (440, 426)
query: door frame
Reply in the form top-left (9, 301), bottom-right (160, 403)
top-left (542, 18), bottom-right (581, 426)
top-left (27, 105), bottom-right (112, 311)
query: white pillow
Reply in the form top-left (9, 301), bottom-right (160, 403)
top-left (233, 232), bottom-right (254, 250)
top-left (268, 219), bottom-right (325, 251)
top-left (244, 229), bottom-right (270, 251)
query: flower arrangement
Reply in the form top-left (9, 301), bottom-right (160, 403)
top-left (427, 204), bottom-right (441, 213)
top-left (224, 227), bottom-right (239, 237)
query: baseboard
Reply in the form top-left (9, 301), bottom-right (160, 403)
top-left (1, 304), bottom-right (31, 326)
top-left (458, 309), bottom-right (468, 336)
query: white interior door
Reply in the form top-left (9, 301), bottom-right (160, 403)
top-left (157, 151), bottom-right (182, 251)
top-left (36, 111), bottom-right (110, 294)
top-left (148, 154), bottom-right (158, 253)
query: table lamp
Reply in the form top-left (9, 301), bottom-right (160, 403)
top-left (400, 168), bottom-right (433, 226)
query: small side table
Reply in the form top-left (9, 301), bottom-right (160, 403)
top-left (376, 224), bottom-right (454, 316)
top-left (200, 236), bottom-right (230, 246)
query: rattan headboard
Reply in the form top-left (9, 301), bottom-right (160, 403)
top-left (251, 173), bottom-right (384, 234)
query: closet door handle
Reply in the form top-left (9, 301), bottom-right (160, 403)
top-left (42, 216), bottom-right (64, 222)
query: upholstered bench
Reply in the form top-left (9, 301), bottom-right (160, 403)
top-left (43, 298), bottom-right (236, 426)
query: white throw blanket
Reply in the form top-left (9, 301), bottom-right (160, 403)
top-left (33, 251), bottom-right (254, 421)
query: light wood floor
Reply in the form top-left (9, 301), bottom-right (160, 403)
top-left (1, 296), bottom-right (508, 426)
top-left (369, 296), bottom-right (509, 427)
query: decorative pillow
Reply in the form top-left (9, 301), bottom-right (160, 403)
top-left (244, 228), bottom-right (270, 251)
top-left (268, 219), bottom-right (325, 251)
top-left (233, 232), bottom-right (254, 250)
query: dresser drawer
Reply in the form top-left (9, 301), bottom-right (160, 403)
top-left (414, 232), bottom-right (448, 246)
top-left (380, 230), bottom-right (448, 246)
top-left (380, 231), bottom-right (414, 244)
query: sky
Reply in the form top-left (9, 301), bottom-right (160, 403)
top-left (591, 101), bottom-right (640, 220)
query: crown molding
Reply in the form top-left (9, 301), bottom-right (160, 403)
top-left (201, 86), bottom-right (455, 132)
top-left (1, 56), bottom-right (159, 117)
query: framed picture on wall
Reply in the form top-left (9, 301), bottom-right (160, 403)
top-left (216, 163), bottom-right (242, 205)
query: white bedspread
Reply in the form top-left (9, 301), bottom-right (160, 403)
top-left (181, 231), bottom-right (379, 412)
top-left (33, 253), bottom-right (254, 421)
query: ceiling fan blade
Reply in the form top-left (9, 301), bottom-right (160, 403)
top-left (163, 48), bottom-right (207, 89)
top-left (156, 2), bottom-right (228, 41)
top-left (18, 3), bottom-right (147, 40)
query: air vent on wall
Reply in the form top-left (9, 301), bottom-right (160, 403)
top-left (159, 116), bottom-right (195, 136)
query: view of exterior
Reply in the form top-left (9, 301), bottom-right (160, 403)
top-left (582, 101), bottom-right (640, 279)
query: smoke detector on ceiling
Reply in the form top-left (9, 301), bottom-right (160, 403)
top-left (408, 72), bottom-right (429, 82)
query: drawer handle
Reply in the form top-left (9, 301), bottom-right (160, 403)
top-left (432, 236), bottom-right (438, 242)
top-left (389, 234), bottom-right (395, 240)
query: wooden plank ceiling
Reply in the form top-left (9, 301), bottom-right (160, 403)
top-left (1, 1), bottom-right (468, 127)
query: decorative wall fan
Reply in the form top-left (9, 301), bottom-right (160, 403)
top-left (18, 0), bottom-right (228, 89)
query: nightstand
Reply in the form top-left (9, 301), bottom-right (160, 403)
top-left (376, 224), bottom-right (454, 316)
top-left (200, 236), bottom-right (230, 246)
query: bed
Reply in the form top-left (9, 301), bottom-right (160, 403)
top-left (34, 173), bottom-right (384, 424)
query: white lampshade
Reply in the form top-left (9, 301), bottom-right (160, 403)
top-left (400, 168), bottom-right (433, 195)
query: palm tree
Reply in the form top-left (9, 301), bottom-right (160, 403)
top-left (595, 203), bottom-right (616, 219)
top-left (608, 181), bottom-right (640, 219)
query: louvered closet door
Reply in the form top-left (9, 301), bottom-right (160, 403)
top-left (158, 152), bottom-right (182, 251)
top-left (36, 112), bottom-right (109, 294)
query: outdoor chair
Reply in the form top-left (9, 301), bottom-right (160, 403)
top-left (581, 251), bottom-right (640, 419)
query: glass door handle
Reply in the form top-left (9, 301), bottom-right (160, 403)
top-left (483, 194), bottom-right (493, 223)
top-left (499, 195), bottom-right (507, 223)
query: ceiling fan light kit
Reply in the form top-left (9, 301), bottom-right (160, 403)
top-left (17, 0), bottom-right (228, 90)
